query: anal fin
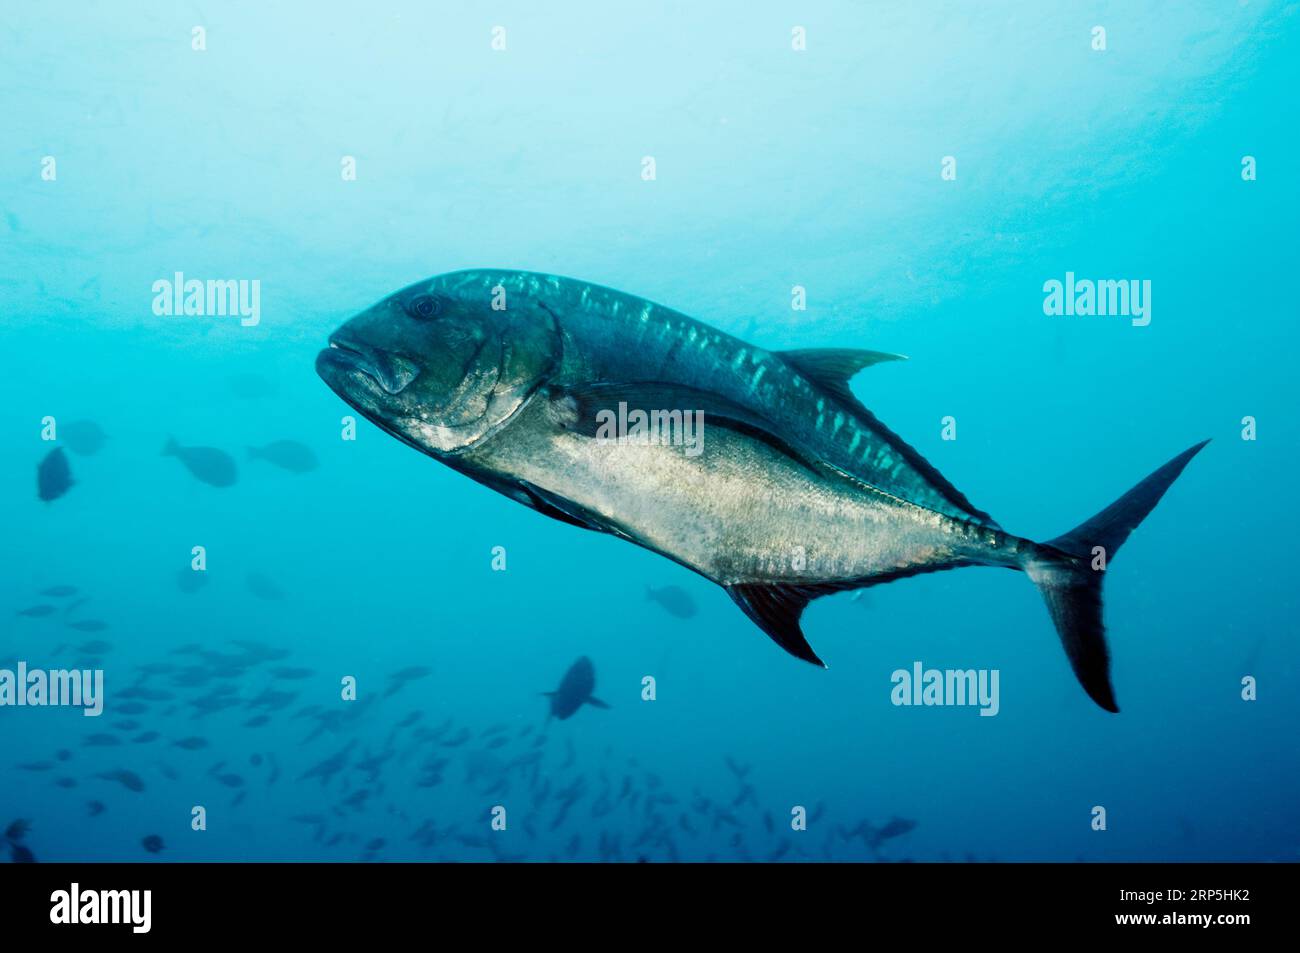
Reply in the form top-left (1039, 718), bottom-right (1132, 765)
top-left (727, 583), bottom-right (827, 667)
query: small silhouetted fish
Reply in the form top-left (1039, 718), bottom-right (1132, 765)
top-left (97, 769), bottom-right (145, 792)
top-left (271, 666), bottom-right (313, 679)
top-left (645, 584), bottom-right (697, 619)
top-left (248, 440), bottom-right (319, 474)
top-left (39, 585), bottom-right (78, 598)
top-left (227, 372), bottom-right (277, 399)
top-left (54, 777), bottom-right (77, 789)
top-left (61, 420), bottom-right (108, 456)
top-left (229, 639), bottom-right (290, 661)
top-left (441, 727), bottom-right (471, 747)
top-left (84, 734), bottom-right (121, 747)
top-left (384, 666), bottom-right (432, 697)
top-left (117, 702), bottom-right (148, 715)
top-left (173, 737), bottom-right (208, 750)
top-left (10, 843), bottom-right (35, 863)
top-left (868, 816), bottom-right (917, 849)
top-left (69, 621), bottom-right (109, 633)
top-left (76, 640), bottom-right (112, 654)
top-left (17, 762), bottom-right (53, 772)
top-left (543, 657), bottom-right (610, 720)
top-left (124, 687), bottom-right (171, 702)
top-left (16, 605), bottom-right (56, 618)
top-left (246, 572), bottom-right (285, 601)
top-left (141, 835), bottom-right (165, 854)
top-left (132, 732), bottom-right (160, 744)
top-left (162, 438), bottom-right (237, 487)
top-left (38, 447), bottom-right (74, 501)
top-left (216, 773), bottom-right (244, 788)
top-left (86, 801), bottom-right (105, 816)
top-left (176, 569), bottom-right (208, 593)
top-left (55, 749), bottom-right (71, 762)
top-left (4, 819), bottom-right (30, 842)
top-left (135, 662), bottom-right (175, 676)
top-left (243, 714), bottom-right (270, 728)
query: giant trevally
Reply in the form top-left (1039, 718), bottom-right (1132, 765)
top-left (316, 270), bottom-right (1208, 712)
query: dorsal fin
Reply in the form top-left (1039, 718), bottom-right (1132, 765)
top-left (776, 348), bottom-right (906, 408)
top-left (776, 347), bottom-right (1000, 529)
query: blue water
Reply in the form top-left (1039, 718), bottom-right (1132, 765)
top-left (2, 3), bottom-right (1296, 862)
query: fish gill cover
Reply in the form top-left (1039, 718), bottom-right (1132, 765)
top-left (0, 2), bottom-right (1296, 868)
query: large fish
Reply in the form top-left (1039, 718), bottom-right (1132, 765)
top-left (316, 270), bottom-right (1208, 712)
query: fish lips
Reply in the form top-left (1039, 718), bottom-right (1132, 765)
top-left (316, 338), bottom-right (421, 397)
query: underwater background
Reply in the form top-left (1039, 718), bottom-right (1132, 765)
top-left (1, 1), bottom-right (1296, 862)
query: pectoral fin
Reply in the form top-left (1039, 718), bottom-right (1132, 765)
top-left (586, 696), bottom-right (611, 710)
top-left (552, 381), bottom-right (824, 475)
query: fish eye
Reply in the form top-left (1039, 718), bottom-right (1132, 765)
top-left (405, 295), bottom-right (442, 320)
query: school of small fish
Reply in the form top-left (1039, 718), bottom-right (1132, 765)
top-left (5, 602), bottom-right (934, 861)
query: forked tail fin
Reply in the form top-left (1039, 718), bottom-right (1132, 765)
top-left (1025, 440), bottom-right (1210, 712)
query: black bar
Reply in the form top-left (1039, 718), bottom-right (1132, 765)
top-left (0, 861), bottom-right (1277, 939)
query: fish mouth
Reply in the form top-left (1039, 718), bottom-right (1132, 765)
top-left (316, 338), bottom-right (420, 396)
